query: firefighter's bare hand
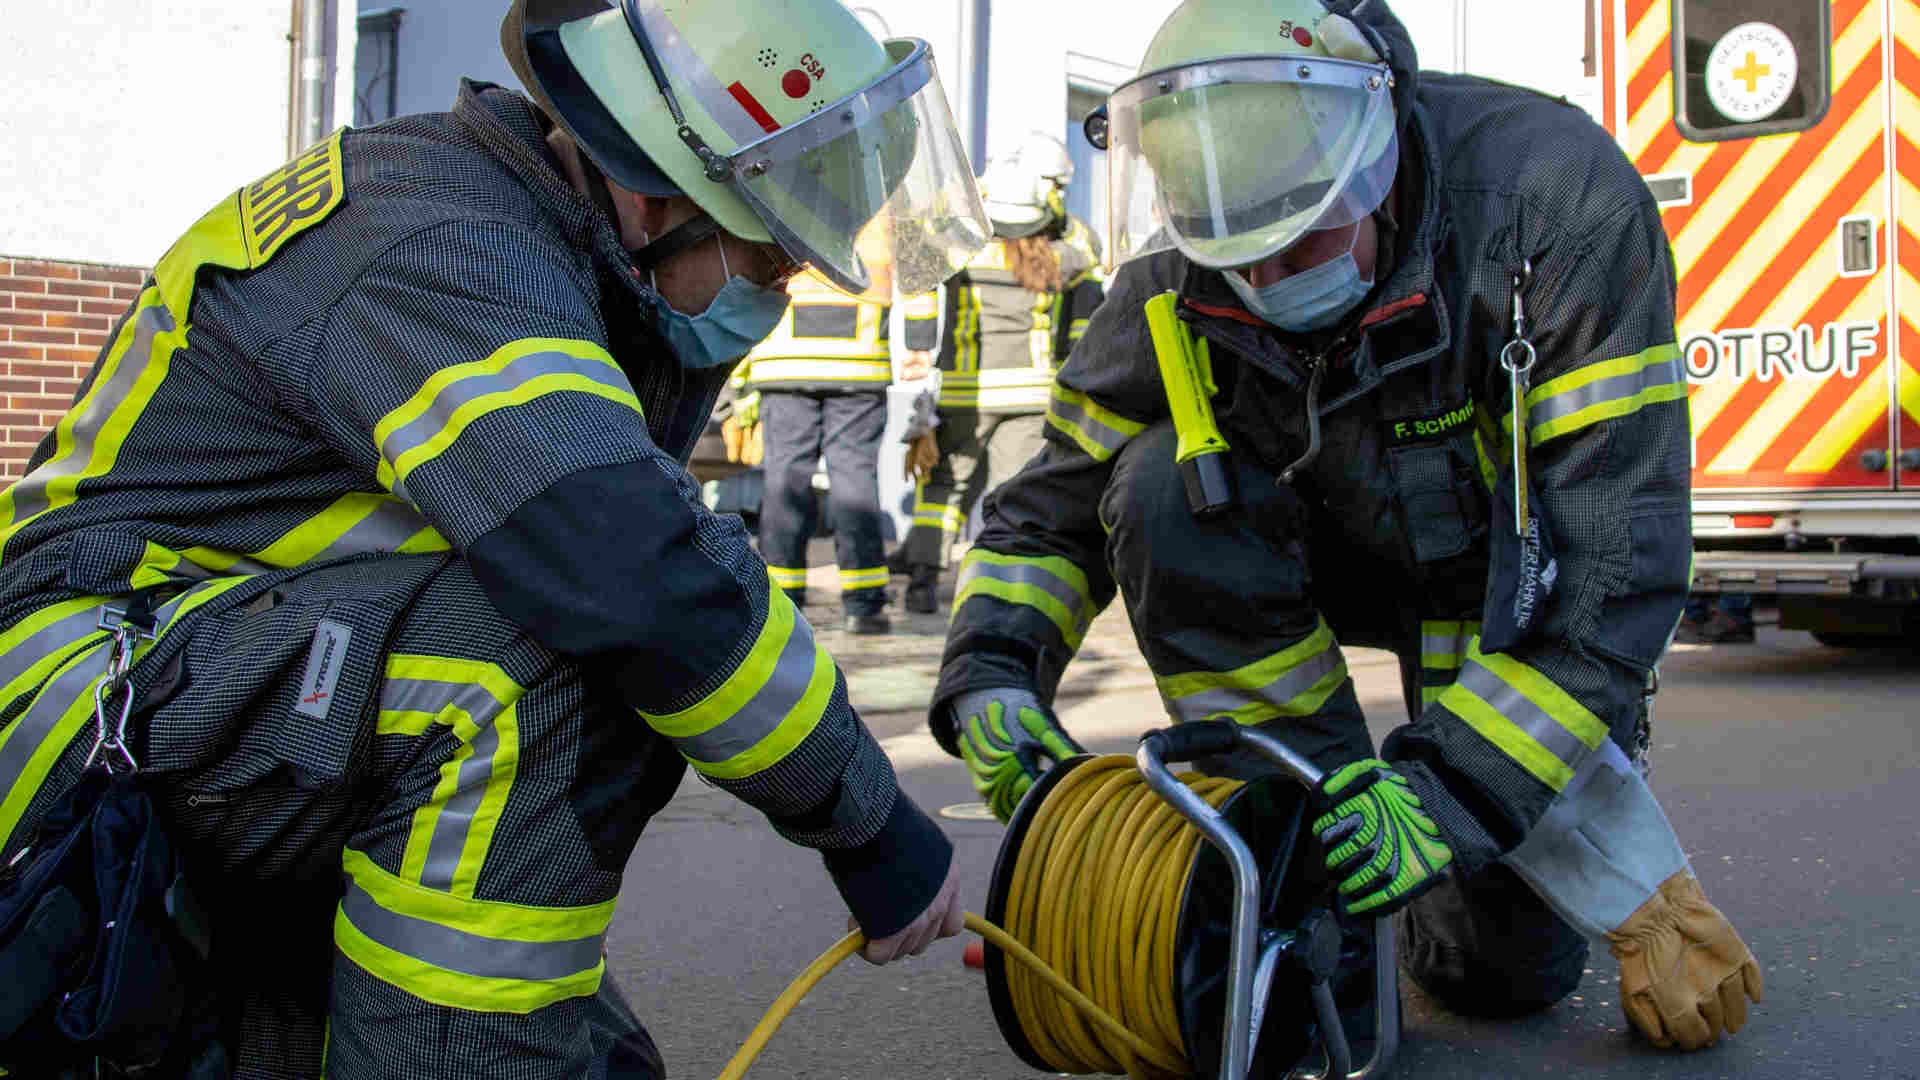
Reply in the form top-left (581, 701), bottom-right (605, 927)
top-left (905, 431), bottom-right (940, 482)
top-left (851, 862), bottom-right (965, 965)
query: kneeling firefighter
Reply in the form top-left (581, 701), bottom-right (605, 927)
top-left (0, 0), bottom-right (989, 1075)
top-left (933, 0), bottom-right (1763, 1054)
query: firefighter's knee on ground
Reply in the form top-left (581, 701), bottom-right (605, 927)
top-left (1398, 864), bottom-right (1590, 1017)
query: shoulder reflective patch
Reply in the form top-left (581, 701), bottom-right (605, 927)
top-left (1048, 384), bottom-right (1147, 463)
top-left (242, 129), bottom-right (347, 267)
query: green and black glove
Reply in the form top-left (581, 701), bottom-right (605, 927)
top-left (1312, 758), bottom-right (1454, 917)
top-left (951, 687), bottom-right (1084, 823)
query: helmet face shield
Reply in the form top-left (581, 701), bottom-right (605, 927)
top-left (727, 39), bottom-right (989, 299)
top-left (1108, 56), bottom-right (1397, 270)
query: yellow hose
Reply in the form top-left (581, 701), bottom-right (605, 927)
top-left (716, 755), bottom-right (1239, 1080)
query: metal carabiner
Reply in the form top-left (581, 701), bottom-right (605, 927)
top-left (83, 606), bottom-right (154, 774)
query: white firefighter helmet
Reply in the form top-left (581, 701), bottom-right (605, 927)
top-left (978, 130), bottom-right (1076, 237)
top-left (1106, 0), bottom-right (1398, 270)
top-left (502, 0), bottom-right (990, 298)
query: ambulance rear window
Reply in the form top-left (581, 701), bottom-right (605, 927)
top-left (1672, 0), bottom-right (1832, 142)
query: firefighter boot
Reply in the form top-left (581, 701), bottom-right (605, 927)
top-left (905, 565), bottom-right (941, 614)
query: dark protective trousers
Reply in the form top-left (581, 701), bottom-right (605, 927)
top-left (1099, 421), bottom-right (1589, 1016)
top-left (759, 390), bottom-right (890, 615)
top-left (0, 555), bottom-right (676, 1079)
top-left (902, 410), bottom-right (1047, 570)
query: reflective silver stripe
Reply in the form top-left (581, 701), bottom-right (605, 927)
top-left (1454, 661), bottom-right (1593, 772)
top-left (956, 558), bottom-right (1093, 630)
top-left (378, 351), bottom-right (632, 476)
top-left (315, 499), bottom-right (435, 561)
top-left (379, 678), bottom-right (512, 892)
top-left (0, 641), bottom-right (112, 803)
top-left (339, 879), bottom-right (603, 982)
top-left (10, 304), bottom-right (170, 523)
top-left (677, 616), bottom-right (819, 765)
top-left (1421, 624), bottom-right (1475, 669)
top-left (0, 607), bottom-right (111, 695)
top-left (1167, 647), bottom-right (1344, 723)
top-left (0, 587), bottom-right (203, 812)
top-left (1528, 355), bottom-right (1681, 431)
top-left (1048, 394), bottom-right (1134, 458)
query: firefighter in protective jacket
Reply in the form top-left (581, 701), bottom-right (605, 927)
top-left (932, 0), bottom-right (1763, 1051)
top-left (0, 0), bottom-right (988, 1075)
top-left (894, 137), bottom-right (1106, 613)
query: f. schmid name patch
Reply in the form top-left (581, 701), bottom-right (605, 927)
top-left (294, 620), bottom-right (352, 720)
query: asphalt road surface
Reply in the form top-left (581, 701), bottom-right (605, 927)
top-left (605, 591), bottom-right (1919, 1080)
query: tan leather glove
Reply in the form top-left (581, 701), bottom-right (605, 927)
top-left (742, 420), bottom-right (764, 467)
top-left (721, 415), bottom-right (747, 464)
top-left (1606, 871), bottom-right (1764, 1050)
top-left (905, 431), bottom-right (939, 482)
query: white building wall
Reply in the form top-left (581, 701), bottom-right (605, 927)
top-left (1, 1), bottom-right (298, 268)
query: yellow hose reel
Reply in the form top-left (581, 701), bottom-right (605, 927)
top-left (980, 722), bottom-right (1401, 1080)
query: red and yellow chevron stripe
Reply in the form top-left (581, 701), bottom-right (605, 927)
top-left (1893, 0), bottom-right (1920, 470)
top-left (1611, 0), bottom-right (1900, 491)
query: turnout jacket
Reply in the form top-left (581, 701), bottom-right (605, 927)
top-left (733, 272), bottom-right (891, 395)
top-left (0, 82), bottom-right (944, 930)
top-left (934, 18), bottom-right (1691, 875)
top-left (898, 223), bottom-right (1105, 413)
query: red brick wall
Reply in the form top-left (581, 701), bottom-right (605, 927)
top-left (0, 257), bottom-right (148, 480)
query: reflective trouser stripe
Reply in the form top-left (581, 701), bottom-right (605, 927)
top-left (376, 657), bottom-right (527, 898)
top-left (1503, 343), bottom-right (1686, 447)
top-left (0, 577), bottom-right (254, 848)
top-left (838, 566), bottom-right (888, 593)
top-left (1047, 385), bottom-right (1146, 463)
top-left (911, 486), bottom-right (965, 533)
top-left (954, 549), bottom-right (1096, 651)
top-left (640, 579), bottom-right (834, 779)
top-left (1418, 619), bottom-right (1481, 708)
top-left (336, 848), bottom-right (610, 1014)
top-left (767, 565), bottom-right (809, 591)
top-left (1156, 618), bottom-right (1349, 725)
top-left (1435, 638), bottom-right (1609, 792)
top-left (739, 357), bottom-right (891, 382)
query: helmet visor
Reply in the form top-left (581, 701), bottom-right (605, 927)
top-left (727, 38), bottom-right (989, 299)
top-left (1107, 56), bottom-right (1397, 270)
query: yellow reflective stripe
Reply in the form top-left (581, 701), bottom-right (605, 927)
top-left (1503, 344), bottom-right (1686, 446)
top-left (639, 584), bottom-right (835, 780)
top-left (1471, 426), bottom-right (1498, 492)
top-left (838, 567), bottom-right (888, 591)
top-left (1435, 638), bottom-right (1609, 794)
top-left (766, 565), bottom-right (809, 590)
top-left (1436, 680), bottom-right (1575, 791)
top-left (0, 288), bottom-right (178, 539)
top-left (372, 338), bottom-right (640, 495)
top-left (1419, 620), bottom-right (1473, 670)
top-left (336, 848), bottom-right (609, 1014)
top-left (1465, 639), bottom-right (1608, 748)
top-left (0, 576), bottom-right (253, 845)
top-left (1047, 384), bottom-right (1147, 463)
top-left (1155, 618), bottom-right (1348, 724)
top-left (739, 357), bottom-right (892, 380)
top-left (0, 597), bottom-right (107, 704)
top-left (377, 656), bottom-right (526, 898)
top-left (954, 549), bottom-right (1096, 650)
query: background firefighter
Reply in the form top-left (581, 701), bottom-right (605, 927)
top-left (891, 133), bottom-right (1107, 614)
top-left (932, 0), bottom-right (1763, 1055)
top-left (0, 0), bottom-right (991, 1075)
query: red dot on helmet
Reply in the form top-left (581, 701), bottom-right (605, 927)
top-left (1293, 27), bottom-right (1314, 47)
top-left (782, 70), bottom-right (811, 98)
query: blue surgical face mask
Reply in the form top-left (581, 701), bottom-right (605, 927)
top-left (639, 240), bottom-right (792, 370)
top-left (1223, 228), bottom-right (1374, 333)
